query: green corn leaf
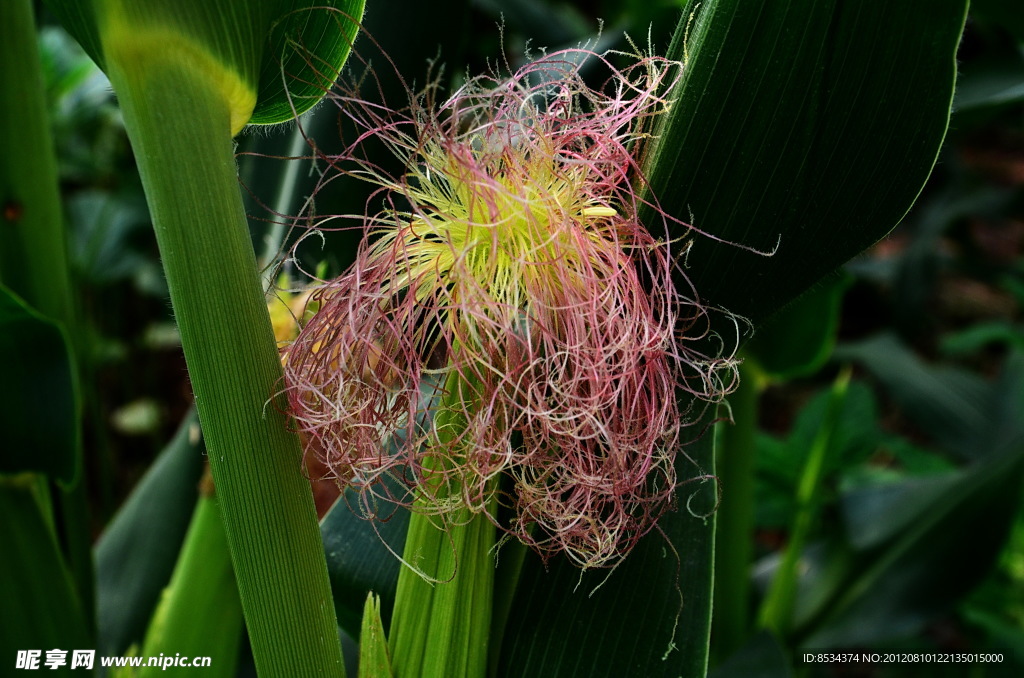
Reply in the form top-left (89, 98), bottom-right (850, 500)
top-left (709, 631), bottom-right (793, 678)
top-left (45, 0), bottom-right (366, 132)
top-left (251, 1), bottom-right (366, 125)
top-left (835, 334), bottom-right (997, 460)
top-left (745, 274), bottom-right (851, 380)
top-left (0, 479), bottom-right (91, 667)
top-left (643, 0), bottom-right (968, 329)
top-left (0, 285), bottom-right (77, 484)
top-left (321, 492), bottom-right (408, 638)
top-left (138, 492), bottom-right (243, 678)
top-left (95, 409), bottom-right (205, 656)
top-left (500, 418), bottom-right (718, 677)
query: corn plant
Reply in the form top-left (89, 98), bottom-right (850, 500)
top-left (1, 1), bottom-right (972, 676)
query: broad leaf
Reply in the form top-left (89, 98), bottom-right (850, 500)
top-left (709, 631), bottom-right (793, 678)
top-left (44, 0), bottom-right (367, 129)
top-left (745, 274), bottom-right (850, 380)
top-left (499, 424), bottom-right (718, 677)
top-left (95, 409), bottom-right (205, 655)
top-left (251, 0), bottom-right (366, 125)
top-left (0, 483), bottom-right (91, 664)
top-left (322, 493), bottom-right (408, 637)
top-left (801, 351), bottom-right (1024, 645)
top-left (0, 285), bottom-right (77, 484)
top-left (643, 0), bottom-right (968, 328)
top-left (835, 334), bottom-right (998, 460)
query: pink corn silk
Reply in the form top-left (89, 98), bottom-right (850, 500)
top-left (283, 50), bottom-right (739, 568)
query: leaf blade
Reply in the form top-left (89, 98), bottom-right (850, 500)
top-left (644, 0), bottom-right (968, 327)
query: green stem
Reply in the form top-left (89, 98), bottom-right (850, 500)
top-left (388, 377), bottom-right (496, 678)
top-left (712, 360), bottom-right (762, 661)
top-left (389, 506), bottom-right (496, 678)
top-left (758, 367), bottom-right (852, 635)
top-left (140, 480), bottom-right (243, 678)
top-left (103, 50), bottom-right (344, 677)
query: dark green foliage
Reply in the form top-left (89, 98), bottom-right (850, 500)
top-left (0, 286), bottom-right (77, 483)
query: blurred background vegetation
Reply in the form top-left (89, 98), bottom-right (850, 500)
top-left (32, 0), bottom-right (1024, 674)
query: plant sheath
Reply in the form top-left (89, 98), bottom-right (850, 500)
top-left (103, 50), bottom-right (344, 676)
top-left (712, 360), bottom-right (762, 660)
